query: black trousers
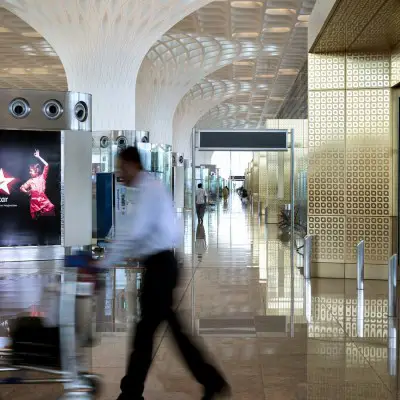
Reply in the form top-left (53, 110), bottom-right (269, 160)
top-left (120, 250), bottom-right (222, 398)
top-left (196, 204), bottom-right (206, 220)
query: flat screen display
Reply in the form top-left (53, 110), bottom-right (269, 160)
top-left (199, 130), bottom-right (287, 151)
top-left (0, 130), bottom-right (61, 247)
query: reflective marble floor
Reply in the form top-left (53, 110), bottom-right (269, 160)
top-left (1, 196), bottom-right (399, 399)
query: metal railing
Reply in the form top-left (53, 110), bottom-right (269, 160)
top-left (388, 254), bottom-right (398, 317)
top-left (304, 235), bottom-right (312, 280)
top-left (357, 240), bottom-right (365, 291)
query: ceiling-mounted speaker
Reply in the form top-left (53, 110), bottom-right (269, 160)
top-left (100, 136), bottom-right (110, 148)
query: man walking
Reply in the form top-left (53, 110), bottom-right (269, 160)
top-left (195, 183), bottom-right (207, 224)
top-left (100, 147), bottom-right (230, 400)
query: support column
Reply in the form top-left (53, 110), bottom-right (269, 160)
top-left (3, 0), bottom-right (213, 135)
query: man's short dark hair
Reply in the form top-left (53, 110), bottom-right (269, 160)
top-left (198, 183), bottom-right (203, 188)
top-left (118, 146), bottom-right (143, 170)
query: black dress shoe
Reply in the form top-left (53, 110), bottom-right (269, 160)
top-left (116, 395), bottom-right (144, 400)
top-left (202, 380), bottom-right (231, 399)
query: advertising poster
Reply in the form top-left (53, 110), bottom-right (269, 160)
top-left (0, 130), bottom-right (61, 247)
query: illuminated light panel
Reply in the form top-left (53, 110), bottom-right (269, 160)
top-left (278, 68), bottom-right (299, 75)
top-left (263, 45), bottom-right (279, 51)
top-left (31, 68), bottom-right (49, 75)
top-left (237, 76), bottom-right (254, 81)
top-left (263, 27), bottom-right (291, 33)
top-left (257, 73), bottom-right (274, 78)
top-left (297, 15), bottom-right (310, 22)
top-left (8, 68), bottom-right (26, 75)
top-left (295, 22), bottom-right (308, 28)
top-left (231, 1), bottom-right (263, 8)
top-left (0, 27), bottom-right (11, 33)
top-left (232, 32), bottom-right (260, 39)
top-left (233, 60), bottom-right (255, 66)
top-left (21, 31), bottom-right (42, 38)
top-left (266, 8), bottom-right (296, 16)
top-left (270, 96), bottom-right (285, 101)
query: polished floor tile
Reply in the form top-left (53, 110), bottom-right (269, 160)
top-left (0, 196), bottom-right (399, 399)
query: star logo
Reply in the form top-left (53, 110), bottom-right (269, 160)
top-left (0, 168), bottom-right (15, 195)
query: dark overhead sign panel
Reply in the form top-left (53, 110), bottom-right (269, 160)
top-left (199, 130), bottom-right (288, 151)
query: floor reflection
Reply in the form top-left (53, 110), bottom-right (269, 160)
top-left (0, 195), bottom-right (399, 399)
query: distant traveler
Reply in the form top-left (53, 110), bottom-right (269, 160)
top-left (99, 147), bottom-right (229, 400)
top-left (222, 186), bottom-right (229, 202)
top-left (196, 183), bottom-right (207, 224)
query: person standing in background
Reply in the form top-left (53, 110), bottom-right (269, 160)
top-left (99, 147), bottom-right (230, 400)
top-left (195, 183), bottom-right (207, 224)
top-left (222, 186), bottom-right (229, 203)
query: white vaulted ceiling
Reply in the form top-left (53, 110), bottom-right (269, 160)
top-left (0, 0), bottom-right (315, 134)
top-left (136, 32), bottom-right (259, 143)
top-left (173, 78), bottom-right (252, 153)
top-left (166, 0), bottom-right (316, 129)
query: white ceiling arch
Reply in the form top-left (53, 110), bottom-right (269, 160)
top-left (169, 0), bottom-right (316, 128)
top-left (1, 0), bottom-right (215, 130)
top-left (198, 103), bottom-right (250, 129)
top-left (136, 32), bottom-right (260, 144)
top-left (173, 78), bottom-right (251, 155)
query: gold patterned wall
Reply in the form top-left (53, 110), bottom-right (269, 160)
top-left (308, 52), bottom-right (395, 270)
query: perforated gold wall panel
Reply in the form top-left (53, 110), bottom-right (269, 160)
top-left (391, 44), bottom-right (400, 86)
top-left (259, 152), bottom-right (268, 207)
top-left (308, 50), bottom-right (395, 265)
top-left (311, 0), bottom-right (397, 54)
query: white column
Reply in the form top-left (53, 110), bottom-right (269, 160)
top-left (174, 167), bottom-right (185, 211)
top-left (3, 0), bottom-right (214, 131)
top-left (63, 130), bottom-right (92, 247)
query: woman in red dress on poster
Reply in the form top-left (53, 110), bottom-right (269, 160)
top-left (20, 149), bottom-right (55, 220)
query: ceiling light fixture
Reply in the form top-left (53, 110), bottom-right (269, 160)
top-left (232, 32), bottom-right (260, 39)
top-left (298, 15), bottom-right (310, 22)
top-left (233, 60), bottom-right (255, 66)
top-left (0, 27), bottom-right (11, 33)
top-left (21, 31), bottom-right (42, 38)
top-left (231, 1), bottom-right (263, 8)
top-left (263, 27), bottom-right (291, 33)
top-left (263, 45), bottom-right (278, 51)
top-left (278, 69), bottom-right (299, 75)
top-left (295, 22), bottom-right (308, 28)
top-left (257, 74), bottom-right (275, 78)
top-left (266, 8), bottom-right (296, 16)
top-left (238, 76), bottom-right (254, 81)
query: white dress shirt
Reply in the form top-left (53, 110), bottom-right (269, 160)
top-left (101, 172), bottom-right (182, 268)
top-left (195, 188), bottom-right (207, 205)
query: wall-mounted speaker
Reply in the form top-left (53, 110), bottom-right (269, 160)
top-left (100, 136), bottom-right (110, 148)
top-left (172, 152), bottom-right (184, 167)
top-left (0, 89), bottom-right (92, 131)
top-left (116, 136), bottom-right (128, 151)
